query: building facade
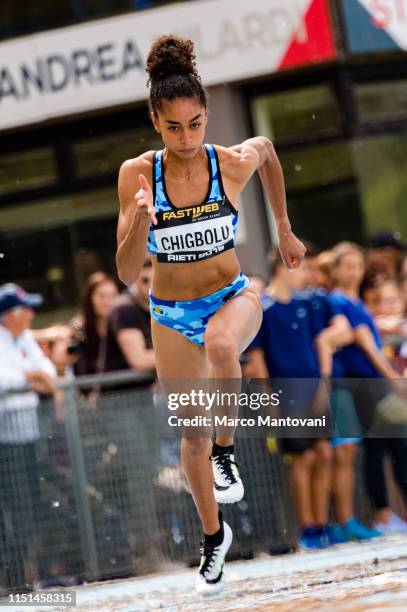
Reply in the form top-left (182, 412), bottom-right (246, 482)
top-left (1, 0), bottom-right (407, 322)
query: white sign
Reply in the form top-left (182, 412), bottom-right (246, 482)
top-left (0, 0), bottom-right (313, 131)
top-left (357, 0), bottom-right (407, 49)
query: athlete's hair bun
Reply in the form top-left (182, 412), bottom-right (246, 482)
top-left (146, 35), bottom-right (200, 84)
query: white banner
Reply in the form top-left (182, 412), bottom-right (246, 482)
top-left (0, 0), bottom-right (313, 131)
top-left (356, 0), bottom-right (407, 49)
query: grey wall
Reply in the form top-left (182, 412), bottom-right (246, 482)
top-left (205, 84), bottom-right (271, 281)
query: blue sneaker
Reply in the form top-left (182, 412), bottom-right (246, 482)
top-left (342, 518), bottom-right (381, 541)
top-left (298, 526), bottom-right (327, 549)
top-left (323, 523), bottom-right (347, 545)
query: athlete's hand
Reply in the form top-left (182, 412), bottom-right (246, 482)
top-left (277, 221), bottom-right (306, 270)
top-left (135, 174), bottom-right (157, 226)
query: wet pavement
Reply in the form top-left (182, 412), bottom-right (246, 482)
top-left (1, 535), bottom-right (406, 611)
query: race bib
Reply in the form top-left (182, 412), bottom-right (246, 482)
top-left (153, 199), bottom-right (235, 263)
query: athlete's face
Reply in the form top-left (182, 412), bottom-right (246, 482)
top-left (151, 97), bottom-right (207, 159)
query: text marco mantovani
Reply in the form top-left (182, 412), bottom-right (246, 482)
top-left (166, 391), bottom-right (327, 427)
top-left (168, 415), bottom-right (327, 427)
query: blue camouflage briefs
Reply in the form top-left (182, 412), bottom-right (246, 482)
top-left (150, 273), bottom-right (250, 345)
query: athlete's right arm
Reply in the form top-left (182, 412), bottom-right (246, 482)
top-left (116, 154), bottom-right (156, 285)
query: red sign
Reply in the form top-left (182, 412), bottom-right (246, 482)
top-left (279, 0), bottom-right (337, 70)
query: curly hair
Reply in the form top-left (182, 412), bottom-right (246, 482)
top-left (146, 35), bottom-right (207, 113)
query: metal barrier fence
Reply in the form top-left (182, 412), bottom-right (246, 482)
top-left (0, 371), bottom-right (375, 593)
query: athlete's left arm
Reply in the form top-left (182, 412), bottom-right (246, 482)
top-left (230, 137), bottom-right (306, 270)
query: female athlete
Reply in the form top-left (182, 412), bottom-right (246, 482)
top-left (116, 35), bottom-right (305, 594)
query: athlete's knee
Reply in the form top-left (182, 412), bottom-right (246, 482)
top-left (182, 436), bottom-right (211, 456)
top-left (205, 330), bottom-right (238, 365)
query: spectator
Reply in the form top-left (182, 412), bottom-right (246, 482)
top-left (248, 249), bottom-right (356, 548)
top-left (101, 259), bottom-right (158, 567)
top-left (0, 284), bottom-right (56, 591)
top-left (70, 273), bottom-right (119, 376)
top-left (330, 242), bottom-right (407, 534)
top-left (103, 258), bottom-right (155, 376)
top-left (240, 274), bottom-right (266, 378)
top-left (398, 254), bottom-right (407, 370)
top-left (360, 266), bottom-right (389, 317)
top-left (369, 279), bottom-right (407, 376)
top-left (375, 280), bottom-right (405, 335)
top-left (316, 250), bottom-right (335, 291)
top-left (305, 249), bottom-right (376, 542)
top-left (399, 253), bottom-right (407, 310)
top-left (33, 325), bottom-right (74, 377)
top-left (368, 230), bottom-right (406, 278)
top-left (32, 324), bottom-right (76, 420)
top-left (301, 240), bottom-right (321, 288)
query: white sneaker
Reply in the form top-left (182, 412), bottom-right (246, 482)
top-left (195, 521), bottom-right (233, 595)
top-left (374, 511), bottom-right (407, 535)
top-left (212, 451), bottom-right (244, 504)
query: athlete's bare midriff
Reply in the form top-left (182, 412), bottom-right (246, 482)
top-left (151, 249), bottom-right (241, 300)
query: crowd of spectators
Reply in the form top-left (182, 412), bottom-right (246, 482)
top-left (0, 232), bottom-right (407, 590)
top-left (245, 232), bottom-right (407, 551)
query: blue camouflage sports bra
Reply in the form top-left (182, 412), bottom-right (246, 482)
top-left (147, 144), bottom-right (238, 264)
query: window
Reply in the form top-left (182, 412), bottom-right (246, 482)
top-left (73, 129), bottom-right (162, 178)
top-left (252, 85), bottom-right (339, 143)
top-left (0, 187), bottom-right (119, 324)
top-left (279, 142), bottom-right (354, 191)
top-left (0, 1), bottom-right (76, 40)
top-left (278, 142), bottom-right (363, 248)
top-left (251, 87), bottom-right (363, 248)
top-left (0, 148), bottom-right (56, 196)
top-left (286, 183), bottom-right (364, 249)
top-left (0, 0), bottom-right (189, 40)
top-left (355, 79), bottom-right (407, 123)
top-left (351, 135), bottom-right (407, 240)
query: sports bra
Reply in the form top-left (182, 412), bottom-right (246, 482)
top-left (147, 144), bottom-right (238, 263)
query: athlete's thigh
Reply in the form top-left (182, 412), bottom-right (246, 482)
top-left (151, 318), bottom-right (210, 379)
top-left (205, 288), bottom-right (262, 354)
